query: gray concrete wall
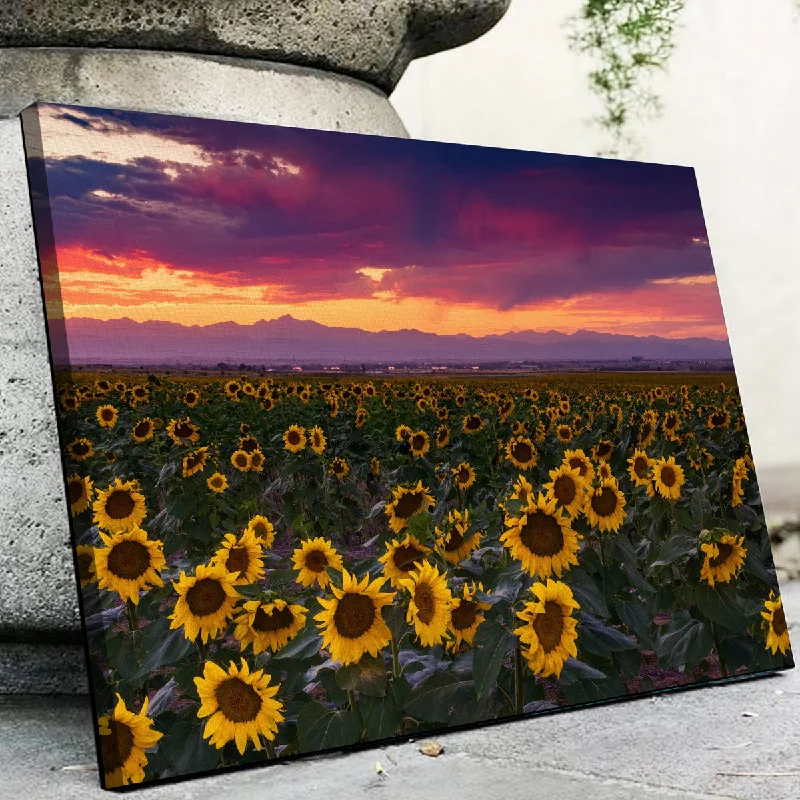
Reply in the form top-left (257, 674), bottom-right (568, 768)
top-left (0, 1), bottom-right (510, 693)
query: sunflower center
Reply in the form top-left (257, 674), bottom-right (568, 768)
top-left (660, 466), bottom-right (677, 487)
top-left (174, 422), bottom-right (193, 438)
top-left (253, 604), bottom-right (294, 632)
top-left (333, 592), bottom-right (376, 639)
top-left (411, 434), bottom-right (426, 451)
top-left (226, 546), bottom-right (251, 577)
top-left (215, 677), bottom-right (263, 723)
top-left (772, 606), bottom-right (788, 636)
top-left (134, 421), bottom-right (151, 438)
top-left (186, 393), bottom-right (196, 403)
top-left (392, 544), bottom-right (425, 572)
top-left (568, 457), bottom-right (587, 477)
top-left (234, 453), bottom-right (248, 467)
top-left (450, 600), bottom-right (477, 631)
top-left (72, 441), bottom-right (90, 456)
top-left (105, 490), bottom-right (135, 520)
top-left (558, 428), bottom-right (570, 440)
top-left (666, 416), bottom-right (677, 429)
top-left (185, 578), bottom-right (226, 617)
top-left (633, 457), bottom-right (648, 478)
top-left (596, 443), bottom-right (612, 457)
top-left (77, 551), bottom-right (94, 582)
top-left (332, 460), bottom-right (345, 474)
top-left (186, 453), bottom-right (204, 469)
top-left (444, 528), bottom-right (465, 553)
top-left (552, 475), bottom-right (576, 505)
top-left (211, 476), bottom-right (224, 488)
top-left (413, 583), bottom-right (436, 624)
top-left (68, 480), bottom-right (85, 504)
top-left (240, 438), bottom-right (258, 452)
top-left (711, 413), bottom-right (726, 426)
top-left (709, 543), bottom-right (734, 569)
top-left (101, 408), bottom-right (114, 421)
top-left (100, 719), bottom-right (134, 774)
top-left (394, 492), bottom-right (424, 519)
top-left (591, 487), bottom-right (618, 517)
top-left (253, 522), bottom-right (268, 538)
top-left (641, 423), bottom-right (652, 439)
top-left (304, 549), bottom-right (329, 573)
top-left (287, 430), bottom-right (300, 445)
top-left (107, 540), bottom-right (151, 580)
top-left (520, 511), bottom-right (564, 557)
top-left (533, 601), bottom-right (565, 654)
top-left (512, 442), bottom-right (533, 463)
top-left (465, 416), bottom-right (481, 430)
top-left (456, 467), bottom-right (470, 484)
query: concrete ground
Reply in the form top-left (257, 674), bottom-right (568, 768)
top-left (2, 585), bottom-right (799, 800)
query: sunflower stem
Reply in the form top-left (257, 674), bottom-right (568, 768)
top-left (390, 631), bottom-right (402, 679)
top-left (198, 640), bottom-right (208, 662)
top-left (264, 739), bottom-right (276, 759)
top-left (711, 622), bottom-right (729, 678)
top-left (513, 643), bottom-right (525, 715)
top-left (126, 599), bottom-right (139, 632)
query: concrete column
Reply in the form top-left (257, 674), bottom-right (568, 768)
top-left (0, 0), bottom-right (510, 693)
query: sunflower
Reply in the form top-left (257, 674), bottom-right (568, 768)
top-left (355, 408), bottom-right (368, 429)
top-left (596, 461), bottom-right (612, 481)
top-left (452, 462), bottom-right (477, 490)
top-left (555, 424), bottom-right (573, 443)
top-left (506, 436), bottom-right (538, 470)
top-left (627, 449), bottom-right (652, 487)
top-left (67, 437), bottom-right (94, 461)
top-left (94, 527), bottom-right (165, 604)
top-left (96, 404), bottom-right (118, 428)
top-left (543, 464), bottom-right (585, 517)
top-left (502, 493), bottom-right (580, 578)
top-left (509, 474), bottom-right (534, 506)
top-left (662, 411), bottom-right (681, 440)
top-left (76, 544), bottom-right (97, 587)
top-left (292, 537), bottom-right (343, 588)
top-left (583, 479), bottom-right (627, 533)
top-left (249, 449), bottom-right (265, 472)
top-left (230, 449), bottom-right (251, 472)
top-left (315, 570), bottom-right (394, 665)
top-left (205, 472), bottom-right (227, 494)
top-left (379, 533), bottom-right (432, 587)
top-left (652, 456), bottom-right (685, 501)
top-left (237, 435), bottom-right (261, 453)
top-left (409, 430), bottom-right (431, 458)
top-left (708, 409), bottom-right (731, 430)
top-left (131, 418), bottom-right (155, 443)
top-left (245, 515), bottom-right (276, 548)
top-left (395, 424), bottom-right (412, 443)
top-left (592, 440), bottom-right (614, 462)
top-left (130, 385), bottom-right (149, 404)
top-left (399, 561), bottom-right (453, 647)
top-left (435, 425), bottom-right (450, 448)
top-left (515, 579), bottom-right (580, 679)
top-left (98, 694), bottom-right (163, 788)
top-left (561, 449), bottom-right (592, 484)
top-left (699, 534), bottom-right (746, 587)
top-left (328, 456), bottom-right (350, 480)
top-left (308, 425), bottom-right (327, 455)
top-left (166, 417), bottom-right (200, 446)
top-left (370, 456), bottom-right (381, 476)
top-left (448, 581), bottom-right (491, 649)
top-left (183, 389), bottom-right (200, 408)
top-left (283, 424), bottom-right (307, 453)
top-left (638, 413), bottom-right (657, 448)
top-left (762, 592), bottom-right (790, 655)
top-left (462, 414), bottom-right (484, 435)
top-left (170, 562), bottom-right (241, 643)
top-left (436, 508), bottom-right (483, 564)
top-left (213, 530), bottom-right (264, 585)
top-left (182, 446), bottom-right (209, 478)
top-left (93, 478), bottom-right (147, 533)
top-left (67, 473), bottom-right (93, 517)
top-left (234, 599), bottom-right (308, 654)
top-left (385, 481), bottom-right (435, 533)
top-left (195, 659), bottom-right (284, 755)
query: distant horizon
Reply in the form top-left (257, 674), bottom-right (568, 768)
top-left (26, 102), bottom-right (730, 352)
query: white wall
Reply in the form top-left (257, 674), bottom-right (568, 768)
top-left (393, 0), bottom-right (800, 471)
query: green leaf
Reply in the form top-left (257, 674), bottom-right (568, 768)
top-left (359, 692), bottom-right (401, 740)
top-left (472, 620), bottom-right (515, 698)
top-left (335, 655), bottom-right (388, 698)
top-left (558, 657), bottom-right (608, 684)
top-left (578, 613), bottom-right (637, 656)
top-left (614, 599), bottom-right (655, 649)
top-left (656, 616), bottom-right (713, 668)
top-left (566, 569), bottom-right (608, 617)
top-left (130, 618), bottom-right (194, 680)
top-left (404, 672), bottom-right (476, 724)
top-left (161, 717), bottom-right (220, 776)
top-left (297, 702), bottom-right (361, 752)
top-left (693, 584), bottom-right (747, 632)
top-left (650, 533), bottom-right (698, 569)
top-left (272, 626), bottom-right (323, 661)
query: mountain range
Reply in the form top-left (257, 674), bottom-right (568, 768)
top-left (55, 315), bottom-right (732, 366)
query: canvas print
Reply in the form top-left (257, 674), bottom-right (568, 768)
top-left (22, 102), bottom-right (792, 789)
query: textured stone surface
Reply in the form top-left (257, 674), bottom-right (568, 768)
top-left (0, 642), bottom-right (87, 694)
top-left (1, 580), bottom-right (798, 798)
top-left (0, 0), bottom-right (510, 91)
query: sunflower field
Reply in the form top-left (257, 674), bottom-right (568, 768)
top-left (58, 370), bottom-right (792, 787)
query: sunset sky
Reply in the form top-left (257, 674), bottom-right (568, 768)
top-left (27, 103), bottom-right (726, 340)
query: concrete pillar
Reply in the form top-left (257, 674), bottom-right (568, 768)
top-left (0, 0), bottom-right (510, 693)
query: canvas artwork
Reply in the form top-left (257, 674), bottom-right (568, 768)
top-left (22, 102), bottom-right (792, 790)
